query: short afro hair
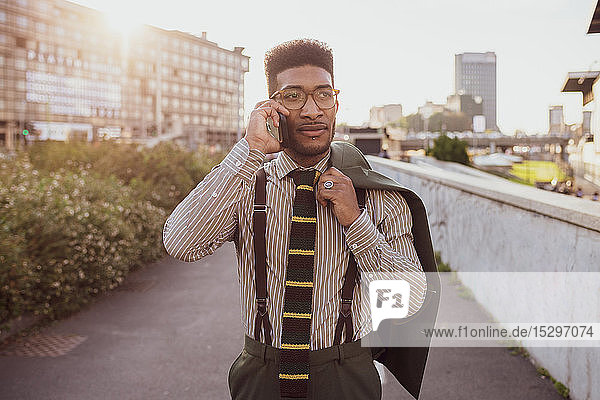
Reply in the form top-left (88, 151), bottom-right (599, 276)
top-left (264, 38), bottom-right (334, 97)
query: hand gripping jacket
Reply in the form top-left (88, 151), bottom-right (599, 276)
top-left (250, 141), bottom-right (441, 400)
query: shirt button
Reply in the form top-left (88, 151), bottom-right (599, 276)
top-left (235, 161), bottom-right (242, 167)
top-left (211, 191), bottom-right (218, 197)
top-left (350, 244), bottom-right (358, 250)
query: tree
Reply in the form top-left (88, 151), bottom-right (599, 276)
top-left (426, 133), bottom-right (470, 165)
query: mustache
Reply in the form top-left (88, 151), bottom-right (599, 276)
top-left (297, 122), bottom-right (329, 128)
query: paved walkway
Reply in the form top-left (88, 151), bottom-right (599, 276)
top-left (0, 243), bottom-right (565, 399)
top-left (572, 173), bottom-right (600, 200)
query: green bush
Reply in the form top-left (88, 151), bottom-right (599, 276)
top-left (1, 154), bottom-right (166, 321)
top-left (426, 134), bottom-right (470, 165)
top-left (122, 142), bottom-right (220, 211)
top-left (1, 140), bottom-right (224, 326)
top-left (26, 140), bottom-right (222, 213)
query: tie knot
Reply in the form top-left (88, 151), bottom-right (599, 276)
top-left (291, 168), bottom-right (319, 187)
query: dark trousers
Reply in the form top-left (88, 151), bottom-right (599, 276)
top-left (228, 334), bottom-right (382, 400)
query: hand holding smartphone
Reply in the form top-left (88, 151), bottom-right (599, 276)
top-left (245, 100), bottom-right (289, 154)
top-left (265, 112), bottom-right (289, 148)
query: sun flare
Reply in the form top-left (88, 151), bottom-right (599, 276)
top-left (101, 5), bottom-right (146, 38)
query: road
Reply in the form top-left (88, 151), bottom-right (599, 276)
top-left (0, 243), bottom-right (565, 399)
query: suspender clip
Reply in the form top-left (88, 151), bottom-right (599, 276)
top-left (256, 297), bottom-right (269, 316)
top-left (253, 204), bottom-right (267, 213)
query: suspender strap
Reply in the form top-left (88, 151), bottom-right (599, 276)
top-left (252, 171), bottom-right (366, 347)
top-left (253, 167), bottom-right (272, 345)
top-left (333, 254), bottom-right (358, 345)
top-left (356, 188), bottom-right (366, 212)
top-left (333, 187), bottom-right (366, 345)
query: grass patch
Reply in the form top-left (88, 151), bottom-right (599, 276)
top-left (445, 271), bottom-right (475, 301)
top-left (510, 161), bottom-right (568, 185)
top-left (536, 367), bottom-right (570, 398)
top-left (449, 271), bottom-right (460, 285)
top-left (457, 286), bottom-right (475, 300)
top-left (508, 346), bottom-right (569, 398)
top-left (508, 345), bottom-right (530, 359)
top-left (434, 251), bottom-right (452, 272)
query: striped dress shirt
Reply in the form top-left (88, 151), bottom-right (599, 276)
top-left (162, 138), bottom-right (427, 350)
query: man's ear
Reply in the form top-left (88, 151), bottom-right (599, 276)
top-left (335, 99), bottom-right (339, 113)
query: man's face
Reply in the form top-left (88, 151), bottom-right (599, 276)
top-left (274, 65), bottom-right (337, 159)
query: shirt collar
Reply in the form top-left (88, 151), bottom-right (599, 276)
top-left (273, 148), bottom-right (331, 180)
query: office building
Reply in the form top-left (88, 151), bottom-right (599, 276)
top-left (455, 52), bottom-right (497, 131)
top-left (446, 93), bottom-right (483, 121)
top-left (417, 101), bottom-right (445, 120)
top-left (561, 71), bottom-right (600, 186)
top-left (369, 104), bottom-right (402, 128)
top-left (548, 105), bottom-right (565, 135)
top-left (0, 0), bottom-right (249, 151)
top-left (583, 110), bottom-right (592, 136)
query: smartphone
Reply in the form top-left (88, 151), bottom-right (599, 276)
top-left (265, 112), bottom-right (289, 147)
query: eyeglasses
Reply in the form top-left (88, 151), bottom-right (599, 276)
top-left (270, 87), bottom-right (340, 110)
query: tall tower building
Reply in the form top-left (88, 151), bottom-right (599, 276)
top-left (455, 52), bottom-right (497, 131)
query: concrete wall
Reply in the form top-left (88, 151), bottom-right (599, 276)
top-left (368, 156), bottom-right (600, 400)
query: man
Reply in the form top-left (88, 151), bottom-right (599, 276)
top-left (163, 39), bottom-right (427, 400)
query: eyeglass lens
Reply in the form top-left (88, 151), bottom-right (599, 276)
top-left (280, 88), bottom-right (336, 109)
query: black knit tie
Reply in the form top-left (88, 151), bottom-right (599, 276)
top-left (279, 168), bottom-right (320, 399)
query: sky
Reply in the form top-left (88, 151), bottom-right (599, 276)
top-left (73, 0), bottom-right (599, 134)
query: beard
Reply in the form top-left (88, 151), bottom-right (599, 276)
top-left (287, 120), bottom-right (336, 156)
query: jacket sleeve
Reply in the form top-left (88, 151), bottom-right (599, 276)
top-left (162, 138), bottom-right (265, 262)
top-left (343, 190), bottom-right (427, 317)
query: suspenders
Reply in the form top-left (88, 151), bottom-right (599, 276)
top-left (253, 167), bottom-right (272, 345)
top-left (252, 167), bottom-right (366, 347)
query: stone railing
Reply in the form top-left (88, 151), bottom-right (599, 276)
top-left (368, 156), bottom-right (600, 400)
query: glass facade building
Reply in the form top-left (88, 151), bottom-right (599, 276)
top-left (0, 0), bottom-right (249, 151)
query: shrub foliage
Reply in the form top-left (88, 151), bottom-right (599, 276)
top-left (426, 134), bottom-right (470, 165)
top-left (1, 140), bottom-right (223, 327)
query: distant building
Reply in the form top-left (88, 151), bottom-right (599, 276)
top-left (548, 106), bottom-right (565, 135)
top-left (583, 110), bottom-right (592, 136)
top-left (0, 0), bottom-right (249, 152)
top-left (446, 94), bottom-right (484, 121)
top-left (336, 126), bottom-right (384, 135)
top-left (561, 71), bottom-right (600, 186)
top-left (334, 125), bottom-right (385, 156)
top-left (369, 104), bottom-right (403, 128)
top-left (417, 101), bottom-right (445, 120)
top-left (417, 101), bottom-right (446, 133)
top-left (455, 52), bottom-right (497, 131)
